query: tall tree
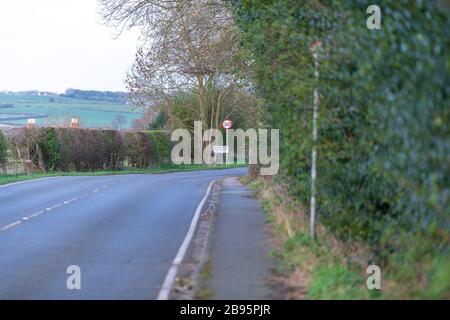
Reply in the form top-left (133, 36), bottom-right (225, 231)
top-left (99, 0), bottom-right (255, 132)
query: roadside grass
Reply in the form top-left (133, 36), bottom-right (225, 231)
top-left (248, 176), bottom-right (450, 299)
top-left (0, 163), bottom-right (247, 186)
top-left (195, 259), bottom-right (215, 300)
top-left (248, 177), bottom-right (376, 300)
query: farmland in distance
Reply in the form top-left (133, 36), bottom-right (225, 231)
top-left (0, 93), bottom-right (143, 129)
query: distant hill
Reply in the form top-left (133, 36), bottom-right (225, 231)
top-left (1, 89), bottom-right (129, 104)
top-left (0, 91), bottom-right (142, 129)
top-left (60, 89), bottom-right (128, 104)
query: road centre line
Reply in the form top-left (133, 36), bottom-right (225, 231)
top-left (1, 220), bottom-right (21, 231)
top-left (28, 210), bottom-right (45, 219)
top-left (64, 197), bottom-right (78, 204)
top-left (0, 182), bottom-right (115, 233)
top-left (46, 204), bottom-right (62, 211)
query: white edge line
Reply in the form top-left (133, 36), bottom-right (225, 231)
top-left (0, 177), bottom-right (56, 189)
top-left (157, 179), bottom-right (216, 300)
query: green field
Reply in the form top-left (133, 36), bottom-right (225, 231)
top-left (0, 93), bottom-right (143, 129)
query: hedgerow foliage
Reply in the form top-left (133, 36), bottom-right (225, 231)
top-left (122, 131), bottom-right (151, 168)
top-left (146, 130), bottom-right (172, 165)
top-left (5, 127), bottom-right (171, 172)
top-left (231, 0), bottom-right (449, 296)
top-left (0, 130), bottom-right (8, 170)
top-left (37, 127), bottom-right (60, 171)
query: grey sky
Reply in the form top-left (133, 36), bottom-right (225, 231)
top-left (0, 0), bottom-right (140, 93)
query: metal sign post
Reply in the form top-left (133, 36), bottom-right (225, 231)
top-left (309, 40), bottom-right (322, 239)
top-left (222, 119), bottom-right (233, 164)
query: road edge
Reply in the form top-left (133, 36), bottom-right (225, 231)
top-left (157, 179), bottom-right (217, 300)
top-left (0, 177), bottom-right (56, 188)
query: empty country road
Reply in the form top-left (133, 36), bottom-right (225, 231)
top-left (0, 168), bottom-right (246, 299)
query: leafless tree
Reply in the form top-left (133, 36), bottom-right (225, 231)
top-left (131, 109), bottom-right (158, 131)
top-left (98, 0), bottom-right (252, 132)
top-left (112, 113), bottom-right (127, 131)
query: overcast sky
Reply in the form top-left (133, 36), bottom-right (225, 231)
top-left (0, 0), bottom-right (140, 93)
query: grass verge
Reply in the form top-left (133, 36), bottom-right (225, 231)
top-left (195, 260), bottom-right (215, 300)
top-left (248, 177), bottom-right (382, 299)
top-left (0, 163), bottom-right (247, 186)
top-left (248, 176), bottom-right (450, 299)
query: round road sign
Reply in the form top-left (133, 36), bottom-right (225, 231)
top-left (222, 119), bottom-right (233, 130)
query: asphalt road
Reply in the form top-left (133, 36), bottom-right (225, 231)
top-left (0, 168), bottom-right (246, 299)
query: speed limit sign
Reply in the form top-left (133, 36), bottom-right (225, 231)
top-left (222, 119), bottom-right (233, 130)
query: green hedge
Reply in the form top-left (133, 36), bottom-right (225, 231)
top-left (0, 130), bottom-right (8, 171)
top-left (122, 131), bottom-right (151, 168)
top-left (5, 127), bottom-right (172, 172)
top-left (38, 127), bottom-right (60, 171)
top-left (145, 130), bottom-right (172, 165)
top-left (231, 0), bottom-right (449, 296)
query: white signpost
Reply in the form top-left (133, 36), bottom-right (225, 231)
top-left (221, 119), bottom-right (233, 164)
top-left (309, 39), bottom-right (322, 239)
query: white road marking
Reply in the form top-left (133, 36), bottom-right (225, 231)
top-left (0, 191), bottom-right (87, 233)
top-left (1, 220), bottom-right (21, 231)
top-left (63, 197), bottom-right (78, 204)
top-left (157, 179), bottom-right (216, 300)
top-left (46, 204), bottom-right (62, 211)
top-left (0, 177), bottom-right (57, 189)
top-left (28, 211), bottom-right (45, 218)
top-left (0, 181), bottom-right (114, 233)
